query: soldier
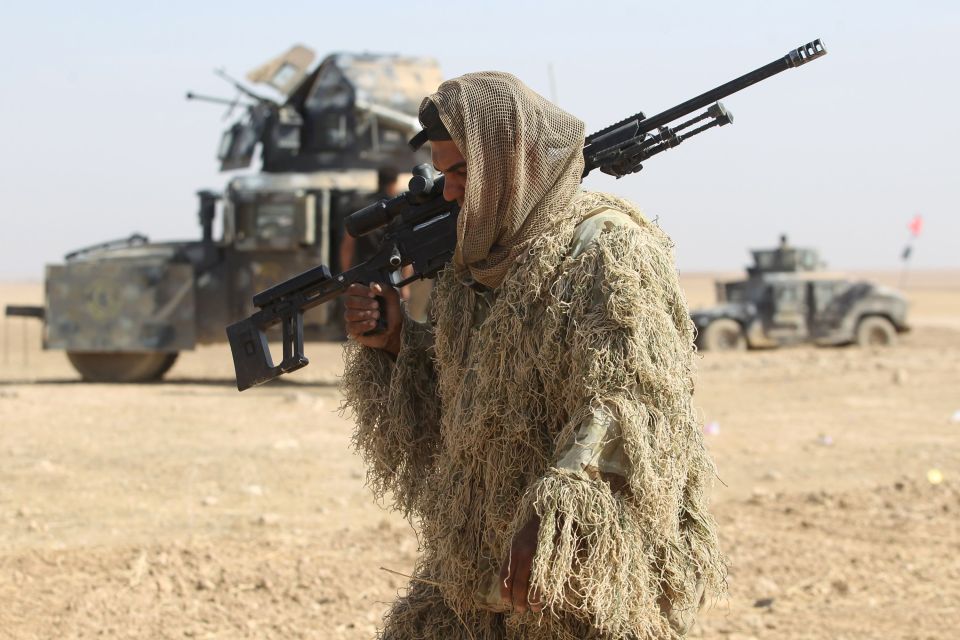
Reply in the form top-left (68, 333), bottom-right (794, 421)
top-left (342, 72), bottom-right (725, 639)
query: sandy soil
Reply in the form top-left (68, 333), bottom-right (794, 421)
top-left (1, 272), bottom-right (958, 639)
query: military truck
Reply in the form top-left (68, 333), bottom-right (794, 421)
top-left (691, 236), bottom-right (910, 351)
top-left (5, 47), bottom-right (441, 382)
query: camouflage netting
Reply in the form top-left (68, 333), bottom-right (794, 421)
top-left (342, 72), bottom-right (725, 639)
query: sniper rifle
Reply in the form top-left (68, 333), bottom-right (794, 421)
top-left (226, 39), bottom-right (827, 390)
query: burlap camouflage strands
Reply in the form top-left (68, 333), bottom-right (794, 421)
top-left (424, 72), bottom-right (585, 289)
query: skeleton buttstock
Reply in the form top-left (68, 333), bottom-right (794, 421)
top-left (226, 315), bottom-right (308, 391)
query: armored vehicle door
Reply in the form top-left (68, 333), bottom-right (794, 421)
top-left (807, 280), bottom-right (846, 336)
top-left (763, 280), bottom-right (810, 344)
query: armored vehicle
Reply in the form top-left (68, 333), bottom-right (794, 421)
top-left (6, 47), bottom-right (440, 382)
top-left (691, 236), bottom-right (910, 351)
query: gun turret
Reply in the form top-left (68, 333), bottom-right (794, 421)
top-left (186, 68), bottom-right (283, 170)
top-left (189, 52), bottom-right (441, 173)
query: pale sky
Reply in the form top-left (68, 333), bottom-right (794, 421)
top-left (1, 0), bottom-right (957, 280)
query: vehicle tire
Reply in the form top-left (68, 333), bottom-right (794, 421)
top-left (66, 351), bottom-right (179, 382)
top-left (699, 318), bottom-right (747, 351)
top-left (855, 316), bottom-right (897, 348)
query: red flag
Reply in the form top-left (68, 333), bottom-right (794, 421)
top-left (908, 214), bottom-right (924, 237)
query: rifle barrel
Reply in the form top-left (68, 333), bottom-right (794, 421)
top-left (586, 39), bottom-right (826, 143)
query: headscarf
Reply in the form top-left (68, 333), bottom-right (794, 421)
top-left (421, 72), bottom-right (585, 289)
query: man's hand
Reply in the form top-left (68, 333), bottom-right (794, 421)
top-left (499, 515), bottom-right (544, 613)
top-left (343, 283), bottom-right (402, 356)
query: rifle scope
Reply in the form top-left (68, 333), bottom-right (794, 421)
top-left (345, 164), bottom-right (445, 237)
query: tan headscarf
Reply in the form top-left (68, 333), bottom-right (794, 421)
top-left (423, 72), bottom-right (585, 289)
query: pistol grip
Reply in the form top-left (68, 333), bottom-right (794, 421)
top-left (362, 295), bottom-right (389, 336)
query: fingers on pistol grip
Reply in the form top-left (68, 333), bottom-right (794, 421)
top-left (362, 294), bottom-right (389, 336)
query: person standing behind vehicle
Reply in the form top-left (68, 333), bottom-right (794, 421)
top-left (339, 167), bottom-right (412, 300)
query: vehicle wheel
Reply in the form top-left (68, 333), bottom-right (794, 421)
top-left (855, 316), bottom-right (897, 348)
top-left (66, 351), bottom-right (179, 382)
top-left (699, 318), bottom-right (747, 351)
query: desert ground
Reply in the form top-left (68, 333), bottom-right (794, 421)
top-left (1, 271), bottom-right (958, 640)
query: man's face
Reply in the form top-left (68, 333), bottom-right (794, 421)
top-left (431, 140), bottom-right (467, 207)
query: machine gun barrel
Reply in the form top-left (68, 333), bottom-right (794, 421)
top-left (214, 68), bottom-right (276, 106)
top-left (185, 91), bottom-right (257, 108)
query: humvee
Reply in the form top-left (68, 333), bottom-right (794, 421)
top-left (692, 236), bottom-right (910, 351)
top-left (6, 47), bottom-right (440, 381)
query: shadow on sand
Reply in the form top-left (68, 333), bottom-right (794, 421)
top-left (0, 376), bottom-right (340, 389)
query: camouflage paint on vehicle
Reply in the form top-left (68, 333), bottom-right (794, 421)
top-left (691, 237), bottom-right (910, 350)
top-left (45, 258), bottom-right (195, 352)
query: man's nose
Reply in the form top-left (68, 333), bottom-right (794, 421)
top-left (443, 181), bottom-right (459, 203)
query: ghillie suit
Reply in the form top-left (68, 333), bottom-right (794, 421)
top-left (342, 72), bottom-right (725, 639)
